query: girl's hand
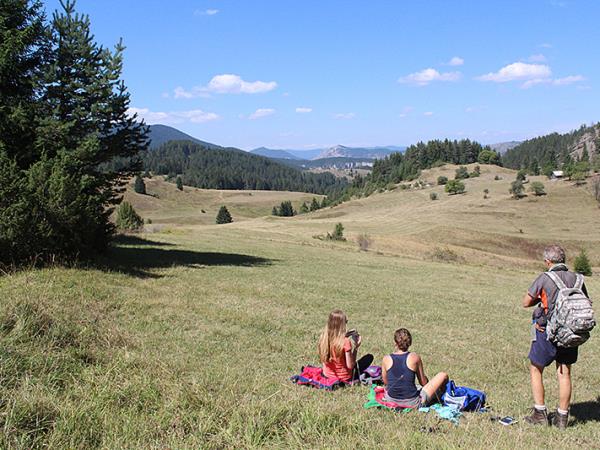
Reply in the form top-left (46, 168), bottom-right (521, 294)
top-left (356, 335), bottom-right (362, 347)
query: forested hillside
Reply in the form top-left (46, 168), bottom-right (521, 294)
top-left (142, 140), bottom-right (348, 194)
top-left (503, 123), bottom-right (600, 173)
top-left (328, 139), bottom-right (499, 203)
top-left (147, 124), bottom-right (219, 150)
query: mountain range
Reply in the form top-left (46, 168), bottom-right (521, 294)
top-left (250, 144), bottom-right (405, 161)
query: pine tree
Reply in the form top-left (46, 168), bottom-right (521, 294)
top-left (116, 201), bottom-right (143, 230)
top-left (300, 202), bottom-right (309, 214)
top-left (510, 180), bottom-right (525, 198)
top-left (176, 175), bottom-right (183, 191)
top-left (134, 175), bottom-right (146, 194)
top-left (529, 181), bottom-right (546, 196)
top-left (278, 200), bottom-right (295, 217)
top-left (271, 206), bottom-right (279, 216)
top-left (216, 206), bottom-right (233, 224)
top-left (310, 197), bottom-right (320, 211)
top-left (574, 249), bottom-right (592, 276)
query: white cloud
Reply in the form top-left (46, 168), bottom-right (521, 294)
top-left (447, 56), bottom-right (464, 66)
top-left (398, 68), bottom-right (461, 86)
top-left (539, 43), bottom-right (553, 48)
top-left (248, 108), bottom-right (275, 120)
top-left (423, 111), bottom-right (434, 116)
top-left (398, 106), bottom-right (413, 118)
top-left (174, 74), bottom-right (277, 98)
top-left (333, 112), bottom-right (356, 119)
top-left (194, 8), bottom-right (219, 16)
top-left (127, 107), bottom-right (219, 124)
top-left (476, 62), bottom-right (552, 82)
top-left (522, 74), bottom-right (585, 89)
top-left (295, 107), bottom-right (312, 113)
top-left (528, 54), bottom-right (547, 63)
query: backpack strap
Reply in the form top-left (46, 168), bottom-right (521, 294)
top-left (545, 271), bottom-right (568, 290)
top-left (574, 273), bottom-right (584, 291)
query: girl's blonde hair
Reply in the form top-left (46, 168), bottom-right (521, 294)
top-left (318, 309), bottom-right (348, 363)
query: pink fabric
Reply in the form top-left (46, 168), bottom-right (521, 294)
top-left (373, 386), bottom-right (418, 409)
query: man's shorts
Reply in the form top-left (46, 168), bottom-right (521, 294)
top-left (529, 327), bottom-right (578, 367)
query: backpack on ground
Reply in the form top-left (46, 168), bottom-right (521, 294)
top-left (441, 380), bottom-right (486, 411)
top-left (545, 272), bottom-right (595, 348)
top-left (359, 365), bottom-right (383, 386)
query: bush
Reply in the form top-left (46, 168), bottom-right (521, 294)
top-left (437, 176), bottom-right (448, 185)
top-left (430, 192), bottom-right (438, 201)
top-left (357, 233), bottom-right (372, 251)
top-left (327, 223), bottom-right (346, 241)
top-left (494, 175), bottom-right (501, 181)
top-left (134, 175), bottom-right (146, 194)
top-left (176, 176), bottom-right (183, 191)
top-left (592, 176), bottom-right (600, 206)
top-left (116, 202), bottom-right (144, 231)
top-left (216, 206), bottom-right (233, 224)
top-left (509, 180), bottom-right (525, 199)
top-left (529, 181), bottom-right (546, 196)
top-left (516, 170), bottom-right (527, 182)
top-left (431, 247), bottom-right (461, 263)
top-left (445, 180), bottom-right (465, 195)
top-left (572, 171), bottom-right (587, 186)
top-left (483, 188), bottom-right (489, 199)
top-left (574, 249), bottom-right (592, 276)
top-left (455, 166), bottom-right (469, 180)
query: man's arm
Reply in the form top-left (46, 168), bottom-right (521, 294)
top-left (522, 293), bottom-right (537, 308)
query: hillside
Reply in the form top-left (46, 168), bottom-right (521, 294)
top-left (503, 123), bottom-right (600, 170)
top-left (147, 124), bottom-right (221, 150)
top-left (316, 144), bottom-right (400, 160)
top-left (142, 140), bottom-right (348, 194)
top-left (489, 141), bottom-right (521, 154)
top-left (250, 147), bottom-right (301, 160)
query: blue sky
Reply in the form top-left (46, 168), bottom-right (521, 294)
top-left (42, 0), bottom-right (600, 150)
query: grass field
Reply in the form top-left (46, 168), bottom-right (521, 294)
top-left (1, 165), bottom-right (600, 448)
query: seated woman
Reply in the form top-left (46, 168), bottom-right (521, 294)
top-left (382, 328), bottom-right (448, 408)
top-left (318, 309), bottom-right (373, 382)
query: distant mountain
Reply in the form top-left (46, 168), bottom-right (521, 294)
top-left (147, 124), bottom-right (221, 150)
top-left (250, 147), bottom-right (301, 160)
top-left (489, 141), bottom-right (522, 154)
top-left (316, 145), bottom-right (401, 160)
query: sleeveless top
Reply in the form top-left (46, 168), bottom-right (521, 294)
top-left (386, 352), bottom-right (419, 400)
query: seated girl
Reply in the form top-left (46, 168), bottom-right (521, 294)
top-left (382, 328), bottom-right (448, 408)
top-left (318, 309), bottom-right (373, 382)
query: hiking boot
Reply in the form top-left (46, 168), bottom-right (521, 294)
top-left (524, 407), bottom-right (549, 425)
top-left (550, 411), bottom-right (569, 430)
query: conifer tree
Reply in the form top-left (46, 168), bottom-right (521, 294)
top-left (176, 175), bottom-right (183, 191)
top-left (116, 201), bottom-right (143, 230)
top-left (134, 175), bottom-right (146, 194)
top-left (574, 249), bottom-right (592, 276)
top-left (216, 206), bottom-right (233, 224)
top-left (311, 197), bottom-right (321, 211)
top-left (300, 202), bottom-right (309, 214)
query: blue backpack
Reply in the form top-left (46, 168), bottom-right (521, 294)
top-left (441, 380), bottom-right (486, 411)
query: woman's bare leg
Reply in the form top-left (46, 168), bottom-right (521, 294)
top-left (422, 372), bottom-right (449, 404)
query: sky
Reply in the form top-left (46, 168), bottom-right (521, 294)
top-left (42, 0), bottom-right (600, 150)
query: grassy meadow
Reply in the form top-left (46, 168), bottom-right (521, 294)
top-left (1, 165), bottom-right (600, 448)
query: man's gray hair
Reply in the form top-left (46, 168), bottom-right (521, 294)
top-left (543, 245), bottom-right (566, 264)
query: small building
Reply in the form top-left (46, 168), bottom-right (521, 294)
top-left (551, 170), bottom-right (564, 179)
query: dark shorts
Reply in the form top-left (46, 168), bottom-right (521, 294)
top-left (528, 328), bottom-right (578, 367)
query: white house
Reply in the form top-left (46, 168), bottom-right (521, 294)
top-left (551, 170), bottom-right (564, 179)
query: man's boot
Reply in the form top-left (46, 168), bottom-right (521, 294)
top-left (550, 410), bottom-right (568, 429)
top-left (524, 407), bottom-right (549, 425)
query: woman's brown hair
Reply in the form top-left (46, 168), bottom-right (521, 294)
top-left (394, 328), bottom-right (412, 351)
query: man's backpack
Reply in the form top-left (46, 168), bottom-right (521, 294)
top-left (545, 271), bottom-right (595, 348)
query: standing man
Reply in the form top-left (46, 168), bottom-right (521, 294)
top-left (522, 245), bottom-right (589, 429)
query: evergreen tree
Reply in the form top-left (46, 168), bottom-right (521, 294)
top-left (327, 222), bottom-right (345, 241)
top-left (216, 205), bottom-right (233, 224)
top-left (116, 201), bottom-right (143, 230)
top-left (278, 200), bottom-right (295, 217)
top-left (0, 0), bottom-right (148, 267)
top-left (455, 166), bottom-right (469, 180)
top-left (529, 181), bottom-right (546, 196)
top-left (574, 249), bottom-right (592, 276)
top-left (300, 202), bottom-right (309, 214)
top-left (134, 175), bottom-right (146, 194)
top-left (516, 170), bottom-right (527, 182)
top-left (311, 197), bottom-right (321, 211)
top-left (176, 175), bottom-right (183, 191)
top-left (510, 180), bottom-right (525, 198)
top-left (581, 144), bottom-right (589, 163)
top-left (437, 176), bottom-right (448, 185)
top-left (271, 206), bottom-right (279, 216)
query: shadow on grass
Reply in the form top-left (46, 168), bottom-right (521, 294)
top-left (112, 234), bottom-right (175, 247)
top-left (570, 397), bottom-right (600, 424)
top-left (102, 237), bottom-right (273, 278)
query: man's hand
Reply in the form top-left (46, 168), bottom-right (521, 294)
top-left (534, 323), bottom-right (545, 332)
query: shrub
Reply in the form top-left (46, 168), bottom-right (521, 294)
top-left (494, 175), bottom-right (501, 181)
top-left (299, 202), bottom-right (309, 214)
top-left (572, 171), bottom-right (587, 186)
top-left (327, 223), bottom-right (346, 241)
top-left (271, 206), bottom-right (278, 216)
top-left (516, 170), bottom-right (527, 182)
top-left (276, 201), bottom-right (295, 217)
top-left (592, 176), bottom-right (600, 206)
top-left (310, 197), bottom-right (321, 211)
top-left (529, 181), bottom-right (546, 196)
top-left (437, 176), bottom-right (448, 185)
top-left (574, 249), bottom-right (592, 276)
top-left (483, 188), bottom-right (489, 199)
top-left (430, 192), bottom-right (438, 201)
top-left (216, 206), bottom-right (233, 224)
top-left (116, 202), bottom-right (144, 231)
top-left (509, 180), bottom-right (525, 199)
top-left (445, 180), bottom-right (465, 195)
top-left (455, 166), bottom-right (469, 180)
top-left (431, 247), bottom-right (461, 263)
top-left (357, 233), bottom-right (372, 251)
top-left (176, 176), bottom-right (183, 191)
top-left (134, 175), bottom-right (146, 194)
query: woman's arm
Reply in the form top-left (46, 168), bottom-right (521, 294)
top-left (381, 355), bottom-right (391, 385)
top-left (344, 336), bottom-right (359, 370)
top-left (411, 353), bottom-right (429, 387)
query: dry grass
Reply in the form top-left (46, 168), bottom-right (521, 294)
top-left (1, 164), bottom-right (600, 448)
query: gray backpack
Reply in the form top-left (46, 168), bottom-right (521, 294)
top-left (545, 271), bottom-right (595, 348)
